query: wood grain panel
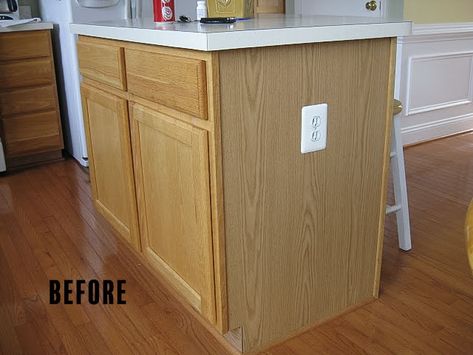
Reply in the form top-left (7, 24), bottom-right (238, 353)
top-left (2, 111), bottom-right (62, 157)
top-left (5, 150), bottom-right (63, 170)
top-left (0, 85), bottom-right (57, 116)
top-left (0, 58), bottom-right (53, 89)
top-left (4, 135), bottom-right (62, 158)
top-left (2, 111), bottom-right (60, 141)
top-left (0, 30), bottom-right (50, 61)
top-left (130, 103), bottom-right (215, 323)
top-left (77, 38), bottom-right (126, 90)
top-left (205, 52), bottom-right (228, 334)
top-left (125, 49), bottom-right (208, 119)
top-left (219, 38), bottom-right (395, 351)
top-left (81, 84), bottom-right (140, 250)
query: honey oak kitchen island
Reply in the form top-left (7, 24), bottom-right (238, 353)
top-left (71, 15), bottom-right (411, 353)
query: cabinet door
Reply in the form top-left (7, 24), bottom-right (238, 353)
top-left (130, 103), bottom-right (215, 323)
top-left (81, 84), bottom-right (140, 250)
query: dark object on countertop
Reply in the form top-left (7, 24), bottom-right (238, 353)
top-left (178, 15), bottom-right (192, 23)
top-left (200, 17), bottom-right (236, 24)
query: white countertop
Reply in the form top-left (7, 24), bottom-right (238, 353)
top-left (0, 21), bottom-right (53, 33)
top-left (70, 15), bottom-right (411, 51)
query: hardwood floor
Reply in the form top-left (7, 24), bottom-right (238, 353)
top-left (1, 132), bottom-right (473, 354)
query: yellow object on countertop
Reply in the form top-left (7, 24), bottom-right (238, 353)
top-left (207, 0), bottom-right (254, 18)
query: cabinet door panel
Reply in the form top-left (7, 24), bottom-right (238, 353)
top-left (81, 84), bottom-right (140, 250)
top-left (130, 103), bottom-right (215, 322)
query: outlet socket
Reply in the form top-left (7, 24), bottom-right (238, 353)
top-left (301, 103), bottom-right (328, 154)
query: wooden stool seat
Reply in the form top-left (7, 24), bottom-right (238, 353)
top-left (466, 199), bottom-right (473, 272)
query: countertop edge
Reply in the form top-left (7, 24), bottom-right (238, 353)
top-left (70, 21), bottom-right (412, 51)
top-left (0, 22), bottom-right (53, 33)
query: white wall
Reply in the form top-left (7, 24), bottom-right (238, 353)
top-left (404, 0), bottom-right (473, 24)
top-left (397, 24), bottom-right (473, 145)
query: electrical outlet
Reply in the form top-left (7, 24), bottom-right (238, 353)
top-left (301, 103), bottom-right (328, 154)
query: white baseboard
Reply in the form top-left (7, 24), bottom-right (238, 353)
top-left (401, 112), bottom-right (473, 145)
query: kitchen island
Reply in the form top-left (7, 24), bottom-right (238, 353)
top-left (71, 15), bottom-right (411, 353)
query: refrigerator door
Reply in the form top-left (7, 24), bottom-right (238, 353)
top-left (76, 0), bottom-right (120, 8)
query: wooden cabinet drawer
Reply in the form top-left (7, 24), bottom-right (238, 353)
top-left (125, 49), bottom-right (208, 119)
top-left (0, 30), bottom-right (50, 61)
top-left (77, 39), bottom-right (126, 90)
top-left (2, 111), bottom-right (63, 157)
top-left (0, 85), bottom-right (57, 116)
top-left (0, 58), bottom-right (53, 89)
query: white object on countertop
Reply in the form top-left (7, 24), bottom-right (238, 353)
top-left (0, 17), bottom-right (41, 28)
top-left (0, 138), bottom-right (6, 173)
top-left (196, 1), bottom-right (207, 21)
top-left (70, 14), bottom-right (412, 51)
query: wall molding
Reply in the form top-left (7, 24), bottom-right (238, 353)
top-left (398, 22), bottom-right (473, 45)
top-left (401, 112), bottom-right (473, 145)
top-left (412, 22), bottom-right (473, 36)
top-left (405, 51), bottom-right (473, 115)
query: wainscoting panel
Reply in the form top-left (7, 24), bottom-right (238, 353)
top-left (397, 24), bottom-right (473, 145)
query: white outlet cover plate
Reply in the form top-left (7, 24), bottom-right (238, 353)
top-left (301, 103), bottom-right (328, 154)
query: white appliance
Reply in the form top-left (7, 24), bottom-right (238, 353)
top-left (39, 0), bottom-right (133, 167)
top-left (39, 0), bottom-right (196, 167)
top-left (0, 0), bottom-right (20, 20)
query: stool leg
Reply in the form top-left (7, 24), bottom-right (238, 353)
top-left (391, 115), bottom-right (412, 251)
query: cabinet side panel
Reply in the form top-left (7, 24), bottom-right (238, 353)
top-left (219, 39), bottom-right (394, 351)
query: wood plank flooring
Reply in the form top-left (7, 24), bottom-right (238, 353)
top-left (1, 131), bottom-right (473, 354)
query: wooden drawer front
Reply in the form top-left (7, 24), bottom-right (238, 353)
top-left (3, 111), bottom-right (62, 156)
top-left (0, 85), bottom-right (57, 116)
top-left (0, 58), bottom-right (53, 90)
top-left (126, 49), bottom-right (208, 119)
top-left (77, 40), bottom-right (126, 90)
top-left (0, 30), bottom-right (50, 61)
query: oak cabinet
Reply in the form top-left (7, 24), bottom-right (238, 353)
top-left (80, 84), bottom-right (140, 250)
top-left (130, 103), bottom-right (215, 322)
top-left (78, 37), bottom-right (223, 328)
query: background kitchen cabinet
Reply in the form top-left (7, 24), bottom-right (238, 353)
top-left (80, 84), bottom-right (140, 250)
top-left (0, 30), bottom-right (63, 169)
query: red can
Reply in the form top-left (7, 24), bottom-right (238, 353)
top-left (153, 0), bottom-right (175, 22)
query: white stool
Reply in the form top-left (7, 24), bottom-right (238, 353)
top-left (386, 100), bottom-right (412, 251)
